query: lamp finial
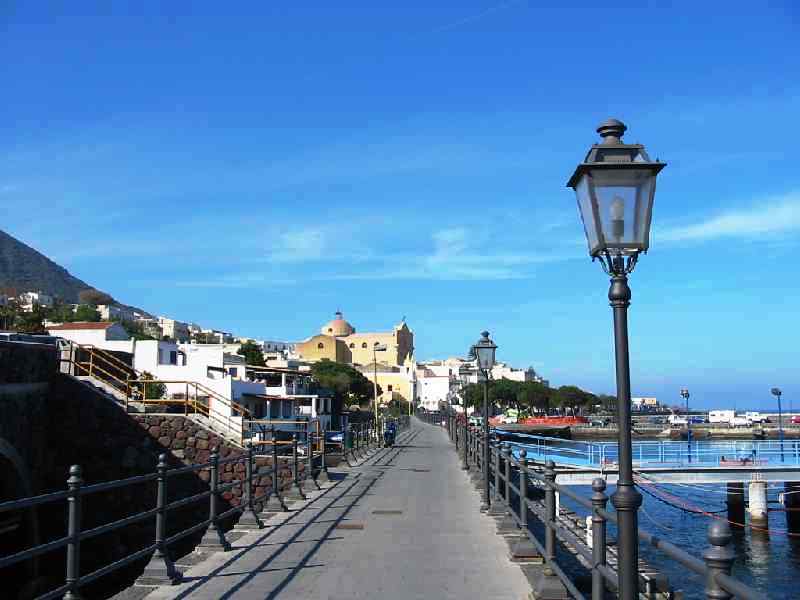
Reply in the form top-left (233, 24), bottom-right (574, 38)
top-left (597, 118), bottom-right (627, 145)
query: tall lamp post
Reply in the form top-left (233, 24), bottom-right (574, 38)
top-left (472, 331), bottom-right (497, 512)
top-left (372, 343), bottom-right (387, 440)
top-left (458, 363), bottom-right (471, 470)
top-left (772, 387), bottom-right (784, 462)
top-left (567, 118), bottom-right (665, 600)
top-left (680, 388), bottom-right (691, 463)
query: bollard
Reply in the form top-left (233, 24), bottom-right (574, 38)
top-left (237, 445), bottom-right (264, 530)
top-left (591, 478), bottom-right (608, 600)
top-left (265, 427), bottom-right (287, 512)
top-left (63, 465), bottom-right (84, 600)
top-left (198, 449), bottom-right (231, 551)
top-left (138, 454), bottom-right (183, 584)
top-left (318, 426), bottom-right (330, 484)
top-left (284, 434), bottom-right (306, 501)
top-left (703, 521), bottom-right (735, 600)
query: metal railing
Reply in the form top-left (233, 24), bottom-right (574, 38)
top-left (0, 426), bottom-right (345, 600)
top-left (431, 417), bottom-right (766, 600)
top-left (60, 342), bottom-right (254, 443)
top-left (506, 432), bottom-right (800, 468)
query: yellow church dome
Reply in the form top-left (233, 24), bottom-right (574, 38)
top-left (321, 311), bottom-right (355, 337)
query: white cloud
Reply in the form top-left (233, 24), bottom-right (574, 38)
top-left (657, 192), bottom-right (800, 243)
top-left (268, 227), bottom-right (328, 262)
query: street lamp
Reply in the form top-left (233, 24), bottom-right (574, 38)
top-left (680, 388), bottom-right (691, 463)
top-left (772, 387), bottom-right (784, 462)
top-left (457, 362), bottom-right (472, 471)
top-left (372, 343), bottom-right (387, 440)
top-left (567, 118), bottom-right (665, 600)
top-left (471, 331), bottom-right (497, 512)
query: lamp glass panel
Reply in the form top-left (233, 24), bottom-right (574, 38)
top-left (574, 174), bottom-right (601, 254)
top-left (475, 346), bottom-right (495, 371)
top-left (588, 168), bottom-right (656, 251)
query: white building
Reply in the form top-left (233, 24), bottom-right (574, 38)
top-left (131, 341), bottom-right (332, 437)
top-left (157, 317), bottom-right (190, 342)
top-left (19, 291), bottom-right (54, 311)
top-left (47, 321), bottom-right (135, 353)
top-left (97, 304), bottom-right (135, 322)
top-left (415, 367), bottom-right (453, 412)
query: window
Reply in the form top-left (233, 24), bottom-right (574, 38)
top-left (318, 342), bottom-right (324, 349)
top-left (229, 367), bottom-right (238, 377)
top-left (328, 328), bottom-right (333, 333)
top-left (387, 385), bottom-right (393, 392)
top-left (169, 351), bottom-right (177, 365)
top-left (361, 342), bottom-right (367, 348)
top-left (349, 343), bottom-right (355, 348)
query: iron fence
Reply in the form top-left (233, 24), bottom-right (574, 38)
top-left (430, 417), bottom-right (766, 600)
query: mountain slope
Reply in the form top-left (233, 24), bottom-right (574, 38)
top-left (0, 229), bottom-right (102, 303)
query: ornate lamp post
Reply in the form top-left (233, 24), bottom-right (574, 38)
top-left (471, 331), bottom-right (497, 512)
top-left (680, 388), bottom-right (691, 462)
top-left (772, 387), bottom-right (784, 462)
top-left (458, 363), bottom-right (471, 470)
top-left (567, 118), bottom-right (665, 600)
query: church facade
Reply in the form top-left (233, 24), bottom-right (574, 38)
top-left (295, 311), bottom-right (417, 405)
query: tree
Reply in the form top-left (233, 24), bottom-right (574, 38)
top-left (78, 288), bottom-right (114, 306)
top-left (237, 341), bottom-right (265, 366)
top-left (116, 319), bottom-right (157, 341)
top-left (555, 385), bottom-right (596, 415)
top-left (74, 304), bottom-right (101, 322)
top-left (132, 371), bottom-right (166, 401)
top-left (518, 381), bottom-right (554, 414)
top-left (14, 304), bottom-right (46, 333)
top-left (310, 360), bottom-right (381, 407)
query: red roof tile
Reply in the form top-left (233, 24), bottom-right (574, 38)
top-left (47, 322), bottom-right (115, 331)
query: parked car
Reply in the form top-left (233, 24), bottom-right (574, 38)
top-left (589, 419), bottom-right (609, 427)
top-left (468, 416), bottom-right (484, 427)
top-left (791, 415), bottom-right (800, 425)
top-left (730, 416), bottom-right (750, 428)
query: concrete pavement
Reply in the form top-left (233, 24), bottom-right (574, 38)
top-left (145, 419), bottom-right (531, 600)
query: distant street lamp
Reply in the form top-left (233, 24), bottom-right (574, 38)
top-left (772, 387), bottom-right (784, 462)
top-left (567, 118), bottom-right (665, 600)
top-left (680, 388), bottom-right (691, 463)
top-left (471, 331), bottom-right (497, 512)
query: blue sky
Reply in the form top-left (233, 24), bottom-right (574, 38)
top-left (2, 2), bottom-right (799, 409)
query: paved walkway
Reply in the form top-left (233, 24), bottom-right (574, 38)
top-left (147, 420), bottom-right (531, 600)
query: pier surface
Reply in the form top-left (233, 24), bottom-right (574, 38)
top-left (145, 422), bottom-right (530, 600)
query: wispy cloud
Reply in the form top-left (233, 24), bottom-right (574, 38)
top-left (656, 192), bottom-right (800, 243)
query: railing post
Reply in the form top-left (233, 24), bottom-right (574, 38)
top-left (531, 459), bottom-right (569, 599)
top-left (305, 431), bottom-right (319, 489)
top-left (461, 420), bottom-right (469, 471)
top-left (138, 454), bottom-right (183, 584)
top-left (510, 449), bottom-right (541, 562)
top-left (591, 478), bottom-right (608, 600)
top-left (198, 449), bottom-right (230, 551)
top-left (63, 465), bottom-right (84, 600)
top-left (285, 434), bottom-right (306, 500)
top-left (237, 445), bottom-right (264, 530)
top-left (318, 425), bottom-right (330, 484)
top-left (265, 427), bottom-right (286, 511)
top-left (703, 521), bottom-right (735, 600)
top-left (544, 460), bottom-right (557, 562)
